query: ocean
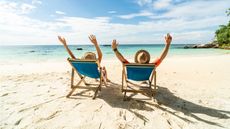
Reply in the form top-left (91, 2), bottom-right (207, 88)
top-left (0, 44), bottom-right (229, 63)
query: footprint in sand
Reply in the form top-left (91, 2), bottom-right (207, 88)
top-left (49, 94), bottom-right (55, 97)
top-left (119, 110), bottom-right (127, 121)
top-left (1, 93), bottom-right (9, 97)
top-left (15, 118), bottom-right (23, 125)
top-left (36, 110), bottom-right (62, 123)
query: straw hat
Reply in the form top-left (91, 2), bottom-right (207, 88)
top-left (134, 50), bottom-right (150, 64)
top-left (82, 52), bottom-right (96, 60)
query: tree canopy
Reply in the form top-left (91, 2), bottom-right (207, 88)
top-left (215, 8), bottom-right (230, 45)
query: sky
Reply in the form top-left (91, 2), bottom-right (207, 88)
top-left (0, 0), bottom-right (229, 45)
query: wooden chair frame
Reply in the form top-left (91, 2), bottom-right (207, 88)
top-left (66, 58), bottom-right (103, 99)
top-left (122, 63), bottom-right (157, 100)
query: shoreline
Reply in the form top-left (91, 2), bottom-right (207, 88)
top-left (1, 54), bottom-right (230, 75)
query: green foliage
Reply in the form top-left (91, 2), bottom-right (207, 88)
top-left (215, 21), bottom-right (230, 44)
top-left (215, 8), bottom-right (230, 45)
top-left (226, 8), bottom-right (230, 16)
top-left (219, 43), bottom-right (230, 49)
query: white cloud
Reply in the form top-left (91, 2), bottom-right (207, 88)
top-left (136, 0), bottom-right (152, 6)
top-left (32, 0), bottom-right (42, 5)
top-left (21, 3), bottom-right (36, 14)
top-left (118, 11), bottom-right (153, 19)
top-left (55, 11), bottom-right (66, 15)
top-left (108, 11), bottom-right (117, 14)
top-left (0, 1), bottom-right (36, 14)
top-left (153, 0), bottom-right (172, 9)
top-left (159, 0), bottom-right (229, 19)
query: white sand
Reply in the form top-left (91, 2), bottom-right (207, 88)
top-left (1, 55), bottom-right (230, 129)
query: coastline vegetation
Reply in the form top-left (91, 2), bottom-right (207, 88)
top-left (184, 8), bottom-right (230, 49)
top-left (215, 8), bottom-right (230, 49)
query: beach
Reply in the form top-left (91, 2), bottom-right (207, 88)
top-left (1, 54), bottom-right (230, 129)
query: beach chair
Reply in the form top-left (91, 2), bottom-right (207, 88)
top-left (122, 63), bottom-right (156, 100)
top-left (66, 58), bottom-right (103, 99)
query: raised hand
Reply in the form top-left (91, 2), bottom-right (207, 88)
top-left (112, 39), bottom-right (118, 50)
top-left (165, 33), bottom-right (172, 45)
top-left (58, 36), bottom-right (67, 45)
top-left (88, 34), bottom-right (98, 45)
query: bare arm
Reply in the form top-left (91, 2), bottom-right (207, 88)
top-left (111, 39), bottom-right (128, 63)
top-left (88, 35), bottom-right (102, 63)
top-left (58, 36), bottom-right (76, 59)
top-left (155, 33), bottom-right (172, 63)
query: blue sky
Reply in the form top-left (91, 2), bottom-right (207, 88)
top-left (0, 0), bottom-right (229, 45)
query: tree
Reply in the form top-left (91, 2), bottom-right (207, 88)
top-left (226, 8), bottom-right (230, 16)
top-left (215, 8), bottom-right (230, 45)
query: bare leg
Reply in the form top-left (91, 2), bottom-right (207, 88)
top-left (102, 67), bottom-right (110, 82)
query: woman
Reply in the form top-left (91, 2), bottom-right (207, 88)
top-left (111, 33), bottom-right (172, 66)
top-left (58, 35), bottom-right (109, 82)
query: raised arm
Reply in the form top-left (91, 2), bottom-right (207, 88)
top-left (155, 33), bottom-right (172, 64)
top-left (58, 36), bottom-right (76, 59)
top-left (111, 39), bottom-right (129, 63)
top-left (88, 35), bottom-right (102, 63)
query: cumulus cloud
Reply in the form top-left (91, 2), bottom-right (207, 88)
top-left (21, 3), bottom-right (36, 14)
top-left (118, 11), bottom-right (153, 19)
top-left (136, 0), bottom-right (152, 6)
top-left (32, 0), bottom-right (42, 5)
top-left (153, 0), bottom-right (172, 9)
top-left (0, 1), bottom-right (36, 14)
top-left (55, 11), bottom-right (66, 15)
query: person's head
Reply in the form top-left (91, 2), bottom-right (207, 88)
top-left (82, 52), bottom-right (96, 60)
top-left (134, 50), bottom-right (150, 64)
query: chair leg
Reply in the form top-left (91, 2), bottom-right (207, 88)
top-left (153, 71), bottom-right (157, 97)
top-left (66, 87), bottom-right (77, 98)
top-left (99, 79), bottom-right (102, 91)
top-left (154, 71), bottom-right (156, 91)
top-left (71, 68), bottom-right (74, 89)
top-left (122, 71), bottom-right (124, 92)
top-left (123, 82), bottom-right (128, 101)
top-left (93, 84), bottom-right (100, 99)
top-left (149, 80), bottom-right (154, 97)
top-left (123, 91), bottom-right (127, 101)
top-left (67, 77), bottom-right (85, 97)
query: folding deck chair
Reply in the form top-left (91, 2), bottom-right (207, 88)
top-left (66, 58), bottom-right (103, 99)
top-left (122, 63), bottom-right (156, 100)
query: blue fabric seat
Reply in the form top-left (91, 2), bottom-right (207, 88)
top-left (71, 61), bottom-right (100, 79)
top-left (126, 65), bottom-right (155, 81)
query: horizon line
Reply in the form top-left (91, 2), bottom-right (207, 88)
top-left (0, 43), bottom-right (196, 46)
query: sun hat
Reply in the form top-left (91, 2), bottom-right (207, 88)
top-left (82, 52), bottom-right (96, 60)
top-left (134, 50), bottom-right (150, 64)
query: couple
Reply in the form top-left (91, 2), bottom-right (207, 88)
top-left (58, 34), bottom-right (172, 82)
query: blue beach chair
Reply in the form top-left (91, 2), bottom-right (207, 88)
top-left (122, 63), bottom-right (156, 100)
top-left (67, 58), bottom-right (103, 99)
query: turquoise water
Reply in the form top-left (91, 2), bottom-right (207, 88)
top-left (0, 44), bottom-right (229, 63)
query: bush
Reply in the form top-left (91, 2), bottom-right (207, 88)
top-left (215, 22), bottom-right (230, 44)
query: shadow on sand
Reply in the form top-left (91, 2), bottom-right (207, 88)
top-left (68, 81), bottom-right (230, 127)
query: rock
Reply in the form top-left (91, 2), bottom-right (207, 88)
top-left (76, 48), bottom-right (83, 50)
top-left (184, 43), bottom-right (219, 49)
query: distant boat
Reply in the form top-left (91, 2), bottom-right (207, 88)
top-left (76, 48), bottom-right (83, 50)
top-left (29, 50), bottom-right (36, 53)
